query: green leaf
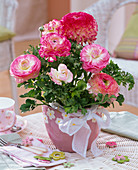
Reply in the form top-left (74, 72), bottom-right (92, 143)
top-left (110, 95), bottom-right (117, 99)
top-left (64, 107), bottom-right (72, 114)
top-left (20, 89), bottom-right (36, 98)
top-left (81, 108), bottom-right (87, 115)
top-left (77, 80), bottom-right (87, 90)
top-left (20, 89), bottom-right (44, 101)
top-left (71, 80), bottom-right (87, 98)
top-left (96, 93), bottom-right (103, 102)
top-left (102, 94), bottom-right (109, 103)
top-left (20, 103), bottom-right (31, 112)
top-left (17, 83), bottom-right (24, 88)
top-left (116, 93), bottom-right (124, 106)
top-left (20, 99), bottom-right (36, 113)
top-left (71, 91), bottom-right (80, 98)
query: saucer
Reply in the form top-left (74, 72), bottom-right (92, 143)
top-left (0, 115), bottom-right (27, 135)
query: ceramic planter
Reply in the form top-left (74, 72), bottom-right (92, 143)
top-left (42, 105), bottom-right (100, 152)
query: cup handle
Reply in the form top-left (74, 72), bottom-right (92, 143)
top-left (5, 110), bottom-right (16, 130)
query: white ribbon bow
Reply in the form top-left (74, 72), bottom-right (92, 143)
top-left (51, 103), bottom-right (111, 158)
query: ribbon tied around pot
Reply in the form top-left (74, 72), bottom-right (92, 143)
top-left (51, 103), bottom-right (111, 158)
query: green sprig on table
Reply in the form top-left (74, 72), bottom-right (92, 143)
top-left (63, 162), bottom-right (74, 168)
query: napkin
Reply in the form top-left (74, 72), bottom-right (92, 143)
top-left (0, 133), bottom-right (66, 168)
top-left (102, 111), bottom-right (138, 141)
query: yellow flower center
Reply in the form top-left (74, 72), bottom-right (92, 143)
top-left (21, 60), bottom-right (30, 70)
top-left (103, 79), bottom-right (110, 86)
top-left (92, 50), bottom-right (100, 59)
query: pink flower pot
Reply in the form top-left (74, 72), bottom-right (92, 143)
top-left (42, 105), bottom-right (99, 152)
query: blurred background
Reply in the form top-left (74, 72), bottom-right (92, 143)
top-left (15, 0), bottom-right (136, 50)
top-left (0, 0), bottom-right (137, 115)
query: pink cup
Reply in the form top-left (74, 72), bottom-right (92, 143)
top-left (0, 97), bottom-right (16, 132)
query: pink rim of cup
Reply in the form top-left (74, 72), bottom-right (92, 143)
top-left (0, 97), bottom-right (16, 132)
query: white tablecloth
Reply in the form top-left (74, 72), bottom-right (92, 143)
top-left (17, 112), bottom-right (138, 170)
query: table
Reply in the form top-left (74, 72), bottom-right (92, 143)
top-left (17, 112), bottom-right (138, 170)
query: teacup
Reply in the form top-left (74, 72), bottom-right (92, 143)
top-left (0, 97), bottom-right (16, 132)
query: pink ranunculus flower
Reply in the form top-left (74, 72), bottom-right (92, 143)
top-left (80, 44), bottom-right (110, 73)
top-left (10, 54), bottom-right (41, 83)
top-left (39, 33), bottom-right (71, 62)
top-left (88, 73), bottom-right (119, 98)
top-left (48, 64), bottom-right (73, 85)
top-left (61, 12), bottom-right (98, 45)
top-left (42, 19), bottom-right (64, 36)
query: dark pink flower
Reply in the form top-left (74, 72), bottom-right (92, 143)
top-left (39, 33), bottom-right (71, 62)
top-left (61, 12), bottom-right (98, 45)
top-left (106, 141), bottom-right (117, 148)
top-left (88, 73), bottom-right (119, 98)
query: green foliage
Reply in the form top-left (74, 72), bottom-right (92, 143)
top-left (20, 99), bottom-right (37, 112)
top-left (102, 60), bottom-right (135, 90)
top-left (116, 93), bottom-right (124, 106)
top-left (18, 44), bottom-right (134, 114)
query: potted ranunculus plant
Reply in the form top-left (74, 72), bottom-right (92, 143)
top-left (10, 12), bottom-right (134, 157)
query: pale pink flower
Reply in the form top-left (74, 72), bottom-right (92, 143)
top-left (42, 19), bottom-right (64, 36)
top-left (48, 64), bottom-right (73, 85)
top-left (10, 54), bottom-right (41, 83)
top-left (88, 73), bottom-right (119, 98)
top-left (114, 155), bottom-right (125, 161)
top-left (58, 64), bottom-right (73, 83)
top-left (39, 33), bottom-right (71, 62)
top-left (61, 12), bottom-right (98, 45)
top-left (80, 44), bottom-right (110, 73)
top-left (48, 68), bottom-right (61, 85)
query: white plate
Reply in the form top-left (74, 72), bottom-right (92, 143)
top-left (0, 115), bottom-right (27, 135)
